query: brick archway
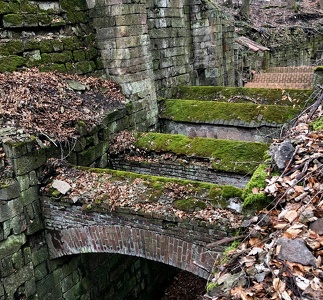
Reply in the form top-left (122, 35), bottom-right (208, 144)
top-left (45, 225), bottom-right (217, 279)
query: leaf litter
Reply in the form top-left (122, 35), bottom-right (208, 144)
top-left (206, 97), bottom-right (323, 299)
top-left (0, 67), bottom-right (125, 143)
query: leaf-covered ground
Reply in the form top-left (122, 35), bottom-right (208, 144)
top-left (0, 68), bottom-right (125, 142)
top-left (206, 99), bottom-right (323, 299)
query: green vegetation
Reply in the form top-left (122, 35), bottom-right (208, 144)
top-left (0, 55), bottom-right (26, 72)
top-left (173, 198), bottom-right (207, 212)
top-left (310, 116), bottom-right (323, 131)
top-left (171, 86), bottom-right (311, 105)
top-left (134, 132), bottom-right (268, 174)
top-left (160, 99), bottom-right (300, 125)
top-left (84, 167), bottom-right (242, 204)
top-left (242, 163), bottom-right (272, 208)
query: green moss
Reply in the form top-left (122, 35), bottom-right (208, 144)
top-left (314, 66), bottom-right (323, 71)
top-left (160, 99), bottom-right (300, 124)
top-left (310, 116), bottom-right (323, 131)
top-left (135, 132), bottom-right (268, 174)
top-left (209, 185), bottom-right (243, 200)
top-left (39, 63), bottom-right (66, 73)
top-left (242, 163), bottom-right (271, 208)
top-left (75, 61), bottom-right (95, 74)
top-left (39, 40), bottom-right (54, 53)
top-left (173, 198), bottom-right (207, 212)
top-left (62, 37), bottom-right (80, 50)
top-left (3, 14), bottom-right (23, 26)
top-left (0, 40), bottom-right (24, 56)
top-left (37, 13), bottom-right (53, 26)
top-left (24, 40), bottom-right (40, 51)
top-left (24, 14), bottom-right (38, 26)
top-left (73, 50), bottom-right (86, 61)
top-left (66, 11), bottom-right (89, 24)
top-left (0, 2), bottom-right (11, 14)
top-left (86, 47), bottom-right (98, 60)
top-left (52, 40), bottom-right (64, 52)
top-left (60, 0), bottom-right (88, 11)
top-left (95, 57), bottom-right (104, 69)
top-left (20, 1), bottom-right (39, 13)
top-left (0, 55), bottom-right (26, 72)
top-left (172, 86), bottom-right (311, 105)
top-left (50, 51), bottom-right (73, 63)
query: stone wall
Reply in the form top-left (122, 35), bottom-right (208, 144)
top-left (110, 154), bottom-right (249, 188)
top-left (0, 107), bottom-right (151, 299)
top-left (0, 0), bottom-right (103, 75)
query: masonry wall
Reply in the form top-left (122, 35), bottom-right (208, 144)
top-left (0, 109), bottom-right (158, 299)
top-left (109, 154), bottom-right (249, 188)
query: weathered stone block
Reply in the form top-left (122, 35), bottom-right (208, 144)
top-left (0, 198), bottom-right (24, 223)
top-left (0, 233), bottom-right (26, 257)
top-left (19, 186), bottom-right (39, 206)
top-left (0, 180), bottom-right (20, 200)
top-left (77, 142), bottom-right (109, 166)
top-left (13, 150), bottom-right (46, 175)
top-left (34, 262), bottom-right (48, 281)
top-left (3, 14), bottom-right (23, 27)
top-left (31, 246), bottom-right (49, 267)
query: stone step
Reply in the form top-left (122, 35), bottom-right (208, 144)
top-left (266, 66), bottom-right (313, 73)
top-left (244, 82), bottom-right (312, 90)
top-left (110, 132), bottom-right (269, 187)
top-left (171, 86), bottom-right (311, 104)
top-left (251, 72), bottom-right (313, 84)
top-left (159, 99), bottom-right (300, 142)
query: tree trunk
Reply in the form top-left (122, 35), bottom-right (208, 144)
top-left (240, 0), bottom-right (250, 18)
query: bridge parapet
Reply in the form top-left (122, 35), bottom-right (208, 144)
top-left (42, 165), bottom-right (243, 279)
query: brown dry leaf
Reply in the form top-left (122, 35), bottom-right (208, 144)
top-left (283, 227), bottom-right (303, 239)
top-left (231, 285), bottom-right (253, 300)
top-left (273, 278), bottom-right (286, 294)
top-left (284, 210), bottom-right (299, 223)
top-left (249, 237), bottom-right (264, 248)
top-left (252, 187), bottom-right (259, 194)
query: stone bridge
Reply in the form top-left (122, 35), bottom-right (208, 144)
top-left (42, 166), bottom-right (240, 280)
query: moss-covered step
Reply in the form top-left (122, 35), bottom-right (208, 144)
top-left (171, 86), bottom-right (311, 106)
top-left (159, 99), bottom-right (300, 126)
top-left (46, 165), bottom-right (244, 220)
top-left (158, 99), bottom-right (300, 142)
top-left (133, 132), bottom-right (268, 175)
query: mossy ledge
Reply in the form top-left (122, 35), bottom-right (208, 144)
top-left (79, 167), bottom-right (243, 206)
top-left (171, 86), bottom-right (311, 105)
top-left (134, 132), bottom-right (268, 174)
top-left (160, 99), bottom-right (300, 125)
top-left (242, 163), bottom-right (272, 209)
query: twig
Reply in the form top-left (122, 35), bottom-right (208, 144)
top-left (206, 235), bottom-right (246, 248)
top-left (40, 131), bottom-right (57, 147)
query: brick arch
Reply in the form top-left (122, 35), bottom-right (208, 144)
top-left (45, 225), bottom-right (216, 279)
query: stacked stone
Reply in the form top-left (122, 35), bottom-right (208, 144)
top-left (0, 0), bottom-right (103, 75)
top-left (191, 0), bottom-right (235, 86)
top-left (0, 133), bottom-right (44, 298)
top-left (89, 0), bottom-right (158, 130)
top-left (147, 0), bottom-right (193, 94)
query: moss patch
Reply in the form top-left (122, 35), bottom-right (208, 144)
top-left (173, 198), bottom-right (207, 212)
top-left (160, 99), bottom-right (300, 125)
top-left (172, 86), bottom-right (311, 106)
top-left (310, 116), bottom-right (323, 131)
top-left (242, 163), bottom-right (272, 208)
top-left (83, 167), bottom-right (241, 204)
top-left (0, 55), bottom-right (26, 72)
top-left (134, 132), bottom-right (268, 174)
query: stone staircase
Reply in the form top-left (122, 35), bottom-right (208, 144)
top-left (112, 85), bottom-right (311, 189)
top-left (244, 66), bottom-right (314, 90)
